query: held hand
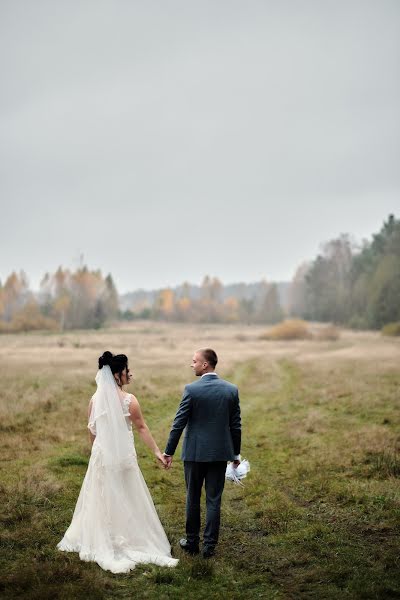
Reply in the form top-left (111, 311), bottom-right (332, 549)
top-left (155, 449), bottom-right (167, 468)
top-left (163, 454), bottom-right (173, 469)
top-left (233, 459), bottom-right (241, 469)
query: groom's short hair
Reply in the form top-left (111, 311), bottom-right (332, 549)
top-left (199, 348), bottom-right (218, 369)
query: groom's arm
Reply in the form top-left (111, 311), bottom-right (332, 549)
top-left (230, 387), bottom-right (242, 458)
top-left (164, 387), bottom-right (192, 457)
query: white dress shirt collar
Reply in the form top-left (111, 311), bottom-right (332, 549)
top-left (201, 372), bottom-right (218, 378)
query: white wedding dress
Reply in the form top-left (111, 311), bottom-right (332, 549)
top-left (57, 366), bottom-right (178, 573)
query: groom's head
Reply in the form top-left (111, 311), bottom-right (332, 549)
top-left (191, 348), bottom-right (218, 376)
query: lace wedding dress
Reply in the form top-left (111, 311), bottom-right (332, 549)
top-left (57, 366), bottom-right (178, 573)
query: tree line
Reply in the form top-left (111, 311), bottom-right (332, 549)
top-left (0, 267), bottom-right (119, 332)
top-left (288, 214), bottom-right (400, 329)
top-left (0, 214), bottom-right (398, 331)
top-left (122, 276), bottom-right (285, 324)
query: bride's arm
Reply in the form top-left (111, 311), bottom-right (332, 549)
top-left (129, 395), bottom-right (166, 465)
top-left (87, 399), bottom-right (95, 446)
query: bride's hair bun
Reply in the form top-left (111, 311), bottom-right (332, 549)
top-left (98, 351), bottom-right (114, 369)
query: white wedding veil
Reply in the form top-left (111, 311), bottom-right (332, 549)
top-left (88, 365), bottom-right (136, 470)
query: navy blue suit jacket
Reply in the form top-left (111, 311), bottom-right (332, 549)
top-left (165, 374), bottom-right (241, 462)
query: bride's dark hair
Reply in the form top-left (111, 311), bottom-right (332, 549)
top-left (98, 351), bottom-right (128, 381)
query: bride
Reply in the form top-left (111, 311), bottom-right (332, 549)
top-left (57, 351), bottom-right (178, 573)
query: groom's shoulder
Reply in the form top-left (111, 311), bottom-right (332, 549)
top-left (219, 378), bottom-right (239, 392)
top-left (184, 377), bottom-right (238, 392)
top-left (184, 380), bottom-right (198, 392)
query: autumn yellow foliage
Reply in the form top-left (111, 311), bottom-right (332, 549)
top-left (260, 319), bottom-right (312, 340)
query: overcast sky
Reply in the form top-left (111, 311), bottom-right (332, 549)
top-left (1, 1), bottom-right (399, 293)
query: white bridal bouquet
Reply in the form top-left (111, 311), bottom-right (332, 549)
top-left (225, 456), bottom-right (250, 485)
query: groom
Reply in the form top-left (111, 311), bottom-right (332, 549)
top-left (164, 348), bottom-right (241, 558)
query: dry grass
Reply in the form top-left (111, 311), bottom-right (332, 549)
top-left (0, 322), bottom-right (400, 599)
top-left (313, 324), bottom-right (341, 341)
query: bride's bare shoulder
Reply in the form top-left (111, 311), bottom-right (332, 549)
top-left (128, 393), bottom-right (140, 412)
top-left (128, 394), bottom-right (146, 426)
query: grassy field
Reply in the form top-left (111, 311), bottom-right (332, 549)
top-left (0, 322), bottom-right (399, 599)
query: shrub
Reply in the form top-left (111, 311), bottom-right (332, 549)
top-left (381, 322), bottom-right (400, 336)
top-left (260, 319), bottom-right (312, 340)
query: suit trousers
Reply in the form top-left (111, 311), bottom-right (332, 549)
top-left (183, 460), bottom-right (227, 549)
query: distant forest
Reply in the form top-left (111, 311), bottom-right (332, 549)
top-left (0, 215), bottom-right (399, 332)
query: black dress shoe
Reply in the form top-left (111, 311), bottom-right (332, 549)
top-left (179, 538), bottom-right (199, 555)
top-left (202, 546), bottom-right (215, 559)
